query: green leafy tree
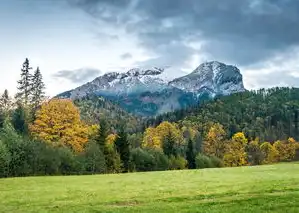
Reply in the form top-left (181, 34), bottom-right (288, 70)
top-left (11, 103), bottom-right (28, 135)
top-left (83, 141), bottom-right (106, 174)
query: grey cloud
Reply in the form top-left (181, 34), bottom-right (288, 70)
top-left (69, 0), bottom-right (299, 68)
top-left (53, 68), bottom-right (101, 83)
top-left (247, 71), bottom-right (299, 89)
top-left (120, 52), bottom-right (132, 60)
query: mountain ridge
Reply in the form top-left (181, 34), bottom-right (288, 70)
top-left (57, 61), bottom-right (246, 116)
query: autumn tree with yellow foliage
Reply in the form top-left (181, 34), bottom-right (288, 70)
top-left (260, 142), bottom-right (279, 164)
top-left (273, 138), bottom-right (297, 162)
top-left (223, 132), bottom-right (248, 167)
top-left (142, 121), bottom-right (183, 150)
top-left (203, 123), bottom-right (226, 158)
top-left (30, 99), bottom-right (90, 152)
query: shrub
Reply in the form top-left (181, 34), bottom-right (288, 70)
top-left (148, 149), bottom-right (169, 171)
top-left (83, 141), bottom-right (106, 174)
top-left (130, 148), bottom-right (155, 172)
top-left (168, 155), bottom-right (187, 170)
top-left (0, 140), bottom-right (10, 177)
top-left (210, 156), bottom-right (224, 168)
top-left (195, 153), bottom-right (213, 169)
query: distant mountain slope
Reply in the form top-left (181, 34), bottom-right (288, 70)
top-left (58, 61), bottom-right (246, 116)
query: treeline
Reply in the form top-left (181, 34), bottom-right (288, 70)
top-left (1, 58), bottom-right (299, 178)
top-left (147, 88), bottom-right (299, 142)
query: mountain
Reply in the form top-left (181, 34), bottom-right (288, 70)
top-left (169, 61), bottom-right (245, 97)
top-left (57, 61), bottom-right (246, 116)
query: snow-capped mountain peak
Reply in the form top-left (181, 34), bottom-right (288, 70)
top-left (57, 61), bottom-right (246, 116)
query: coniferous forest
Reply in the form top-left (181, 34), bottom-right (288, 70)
top-left (1, 58), bottom-right (299, 178)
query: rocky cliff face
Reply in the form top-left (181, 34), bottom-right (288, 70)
top-left (57, 61), bottom-right (246, 116)
top-left (169, 61), bottom-right (245, 97)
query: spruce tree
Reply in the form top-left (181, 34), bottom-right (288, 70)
top-left (95, 119), bottom-right (109, 151)
top-left (186, 139), bottom-right (196, 169)
top-left (115, 128), bottom-right (130, 172)
top-left (15, 58), bottom-right (32, 106)
top-left (0, 90), bottom-right (12, 129)
top-left (162, 130), bottom-right (177, 157)
top-left (0, 90), bottom-right (12, 113)
top-left (30, 67), bottom-right (45, 110)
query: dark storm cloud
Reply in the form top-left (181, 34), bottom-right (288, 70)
top-left (69, 0), bottom-right (299, 67)
top-left (53, 68), bottom-right (101, 83)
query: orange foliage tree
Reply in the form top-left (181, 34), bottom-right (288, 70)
top-left (30, 99), bottom-right (90, 152)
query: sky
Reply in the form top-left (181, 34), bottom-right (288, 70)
top-left (1, 0), bottom-right (299, 97)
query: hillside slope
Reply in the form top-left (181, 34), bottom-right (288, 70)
top-left (147, 87), bottom-right (299, 142)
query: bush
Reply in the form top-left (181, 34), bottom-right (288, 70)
top-left (148, 149), bottom-right (169, 171)
top-left (209, 156), bottom-right (224, 168)
top-left (58, 147), bottom-right (82, 175)
top-left (83, 141), bottom-right (106, 174)
top-left (0, 140), bottom-right (10, 177)
top-left (168, 155), bottom-right (187, 170)
top-left (195, 153), bottom-right (213, 169)
top-left (130, 148), bottom-right (155, 172)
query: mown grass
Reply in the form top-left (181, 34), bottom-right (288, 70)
top-left (1, 163), bottom-right (299, 213)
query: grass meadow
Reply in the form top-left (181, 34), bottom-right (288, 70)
top-left (1, 163), bottom-right (299, 213)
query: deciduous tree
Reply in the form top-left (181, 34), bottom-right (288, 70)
top-left (203, 123), bottom-right (226, 158)
top-left (223, 132), bottom-right (248, 167)
top-left (30, 99), bottom-right (89, 152)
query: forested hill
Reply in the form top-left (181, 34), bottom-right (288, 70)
top-left (146, 87), bottom-right (299, 142)
top-left (73, 95), bottom-right (143, 133)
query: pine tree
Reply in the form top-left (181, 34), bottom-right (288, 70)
top-left (0, 90), bottom-right (12, 113)
top-left (95, 119), bottom-right (109, 150)
top-left (30, 67), bottom-right (45, 110)
top-left (0, 90), bottom-right (12, 128)
top-left (16, 58), bottom-right (32, 105)
top-left (162, 130), bottom-right (177, 157)
top-left (115, 128), bottom-right (130, 172)
top-left (186, 139), bottom-right (196, 169)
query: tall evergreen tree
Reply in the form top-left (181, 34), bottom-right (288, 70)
top-left (115, 128), bottom-right (130, 172)
top-left (162, 130), bottom-right (177, 157)
top-left (186, 139), bottom-right (196, 169)
top-left (0, 90), bottom-right (12, 128)
top-left (30, 67), bottom-right (45, 110)
top-left (95, 119), bottom-right (109, 150)
top-left (15, 58), bottom-right (32, 105)
top-left (0, 90), bottom-right (12, 113)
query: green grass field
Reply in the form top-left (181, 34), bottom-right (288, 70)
top-left (1, 163), bottom-right (299, 213)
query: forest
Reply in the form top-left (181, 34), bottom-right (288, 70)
top-left (1, 58), bottom-right (299, 178)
